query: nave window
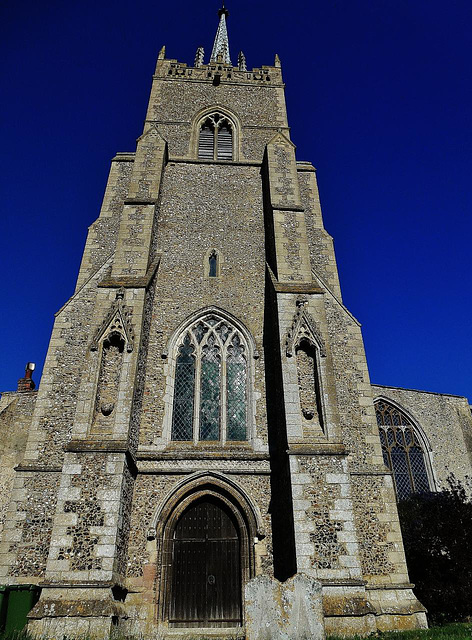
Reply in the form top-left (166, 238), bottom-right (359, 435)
top-left (375, 400), bottom-right (431, 500)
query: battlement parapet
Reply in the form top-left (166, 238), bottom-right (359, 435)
top-left (155, 57), bottom-right (283, 86)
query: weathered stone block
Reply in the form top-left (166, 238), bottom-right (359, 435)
top-left (245, 573), bottom-right (325, 640)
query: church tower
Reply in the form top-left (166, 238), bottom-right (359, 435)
top-left (0, 8), bottom-right (427, 638)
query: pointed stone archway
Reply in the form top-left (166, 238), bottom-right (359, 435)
top-left (151, 473), bottom-right (261, 631)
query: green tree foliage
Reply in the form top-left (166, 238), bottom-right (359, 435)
top-left (398, 476), bottom-right (472, 624)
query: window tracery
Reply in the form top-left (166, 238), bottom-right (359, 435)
top-left (171, 313), bottom-right (249, 443)
top-left (198, 113), bottom-right (234, 160)
top-left (375, 400), bottom-right (431, 500)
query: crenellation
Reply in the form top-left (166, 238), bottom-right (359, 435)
top-left (155, 56), bottom-right (283, 86)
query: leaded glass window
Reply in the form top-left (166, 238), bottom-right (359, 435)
top-left (226, 335), bottom-right (247, 440)
top-left (197, 113), bottom-right (234, 161)
top-left (171, 314), bottom-right (249, 443)
top-left (200, 334), bottom-right (221, 440)
top-left (172, 335), bottom-right (196, 441)
top-left (375, 400), bottom-right (431, 500)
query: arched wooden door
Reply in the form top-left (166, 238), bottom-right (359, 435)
top-left (169, 498), bottom-right (242, 628)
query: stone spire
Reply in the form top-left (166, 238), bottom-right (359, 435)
top-left (210, 4), bottom-right (231, 64)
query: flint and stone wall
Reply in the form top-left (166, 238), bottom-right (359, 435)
top-left (3, 46), bottom-right (470, 639)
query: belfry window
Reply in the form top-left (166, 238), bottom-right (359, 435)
top-left (171, 313), bottom-right (248, 442)
top-left (198, 113), bottom-right (234, 160)
top-left (375, 400), bottom-right (431, 500)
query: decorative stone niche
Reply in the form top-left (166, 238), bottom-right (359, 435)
top-left (92, 328), bottom-right (125, 433)
top-left (295, 338), bottom-right (324, 437)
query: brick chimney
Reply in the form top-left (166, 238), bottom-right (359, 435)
top-left (17, 362), bottom-right (36, 392)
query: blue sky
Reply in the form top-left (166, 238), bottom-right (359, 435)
top-left (1, 0), bottom-right (472, 398)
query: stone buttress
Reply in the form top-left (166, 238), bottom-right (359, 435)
top-left (0, 10), bottom-right (428, 638)
top-left (262, 133), bottom-right (427, 634)
top-left (20, 109), bottom-right (166, 638)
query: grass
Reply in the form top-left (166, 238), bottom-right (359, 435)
top-left (327, 622), bottom-right (472, 639)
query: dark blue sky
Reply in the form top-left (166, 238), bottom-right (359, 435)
top-left (1, 0), bottom-right (471, 398)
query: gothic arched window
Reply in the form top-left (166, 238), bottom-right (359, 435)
top-left (171, 313), bottom-right (248, 443)
top-left (198, 113), bottom-right (234, 160)
top-left (375, 400), bottom-right (431, 500)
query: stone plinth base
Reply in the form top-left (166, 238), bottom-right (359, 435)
top-left (323, 585), bottom-right (427, 637)
top-left (28, 616), bottom-right (115, 639)
top-left (27, 586), bottom-right (126, 639)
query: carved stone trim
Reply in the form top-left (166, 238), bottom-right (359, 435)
top-left (137, 465), bottom-right (271, 476)
top-left (350, 470), bottom-right (392, 476)
top-left (285, 302), bottom-right (326, 357)
top-left (136, 450), bottom-right (269, 461)
top-left (90, 289), bottom-right (134, 353)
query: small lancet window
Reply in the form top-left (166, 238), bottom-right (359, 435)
top-left (375, 400), bottom-right (431, 500)
top-left (209, 251), bottom-right (218, 277)
top-left (198, 113), bottom-right (234, 161)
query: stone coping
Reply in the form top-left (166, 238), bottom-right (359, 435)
top-left (15, 464), bottom-right (62, 473)
top-left (365, 583), bottom-right (415, 590)
top-left (287, 442), bottom-right (347, 456)
top-left (274, 282), bottom-right (324, 294)
top-left (319, 579), bottom-right (366, 587)
top-left (99, 255), bottom-right (160, 289)
top-left (372, 382), bottom-right (469, 400)
top-left (169, 156), bottom-right (262, 167)
top-left (66, 439), bottom-right (129, 452)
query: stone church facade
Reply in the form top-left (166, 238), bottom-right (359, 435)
top-left (1, 8), bottom-right (472, 638)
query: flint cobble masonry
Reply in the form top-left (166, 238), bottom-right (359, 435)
top-left (1, 8), bottom-right (471, 640)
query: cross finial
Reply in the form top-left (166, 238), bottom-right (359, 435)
top-left (218, 2), bottom-right (229, 18)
